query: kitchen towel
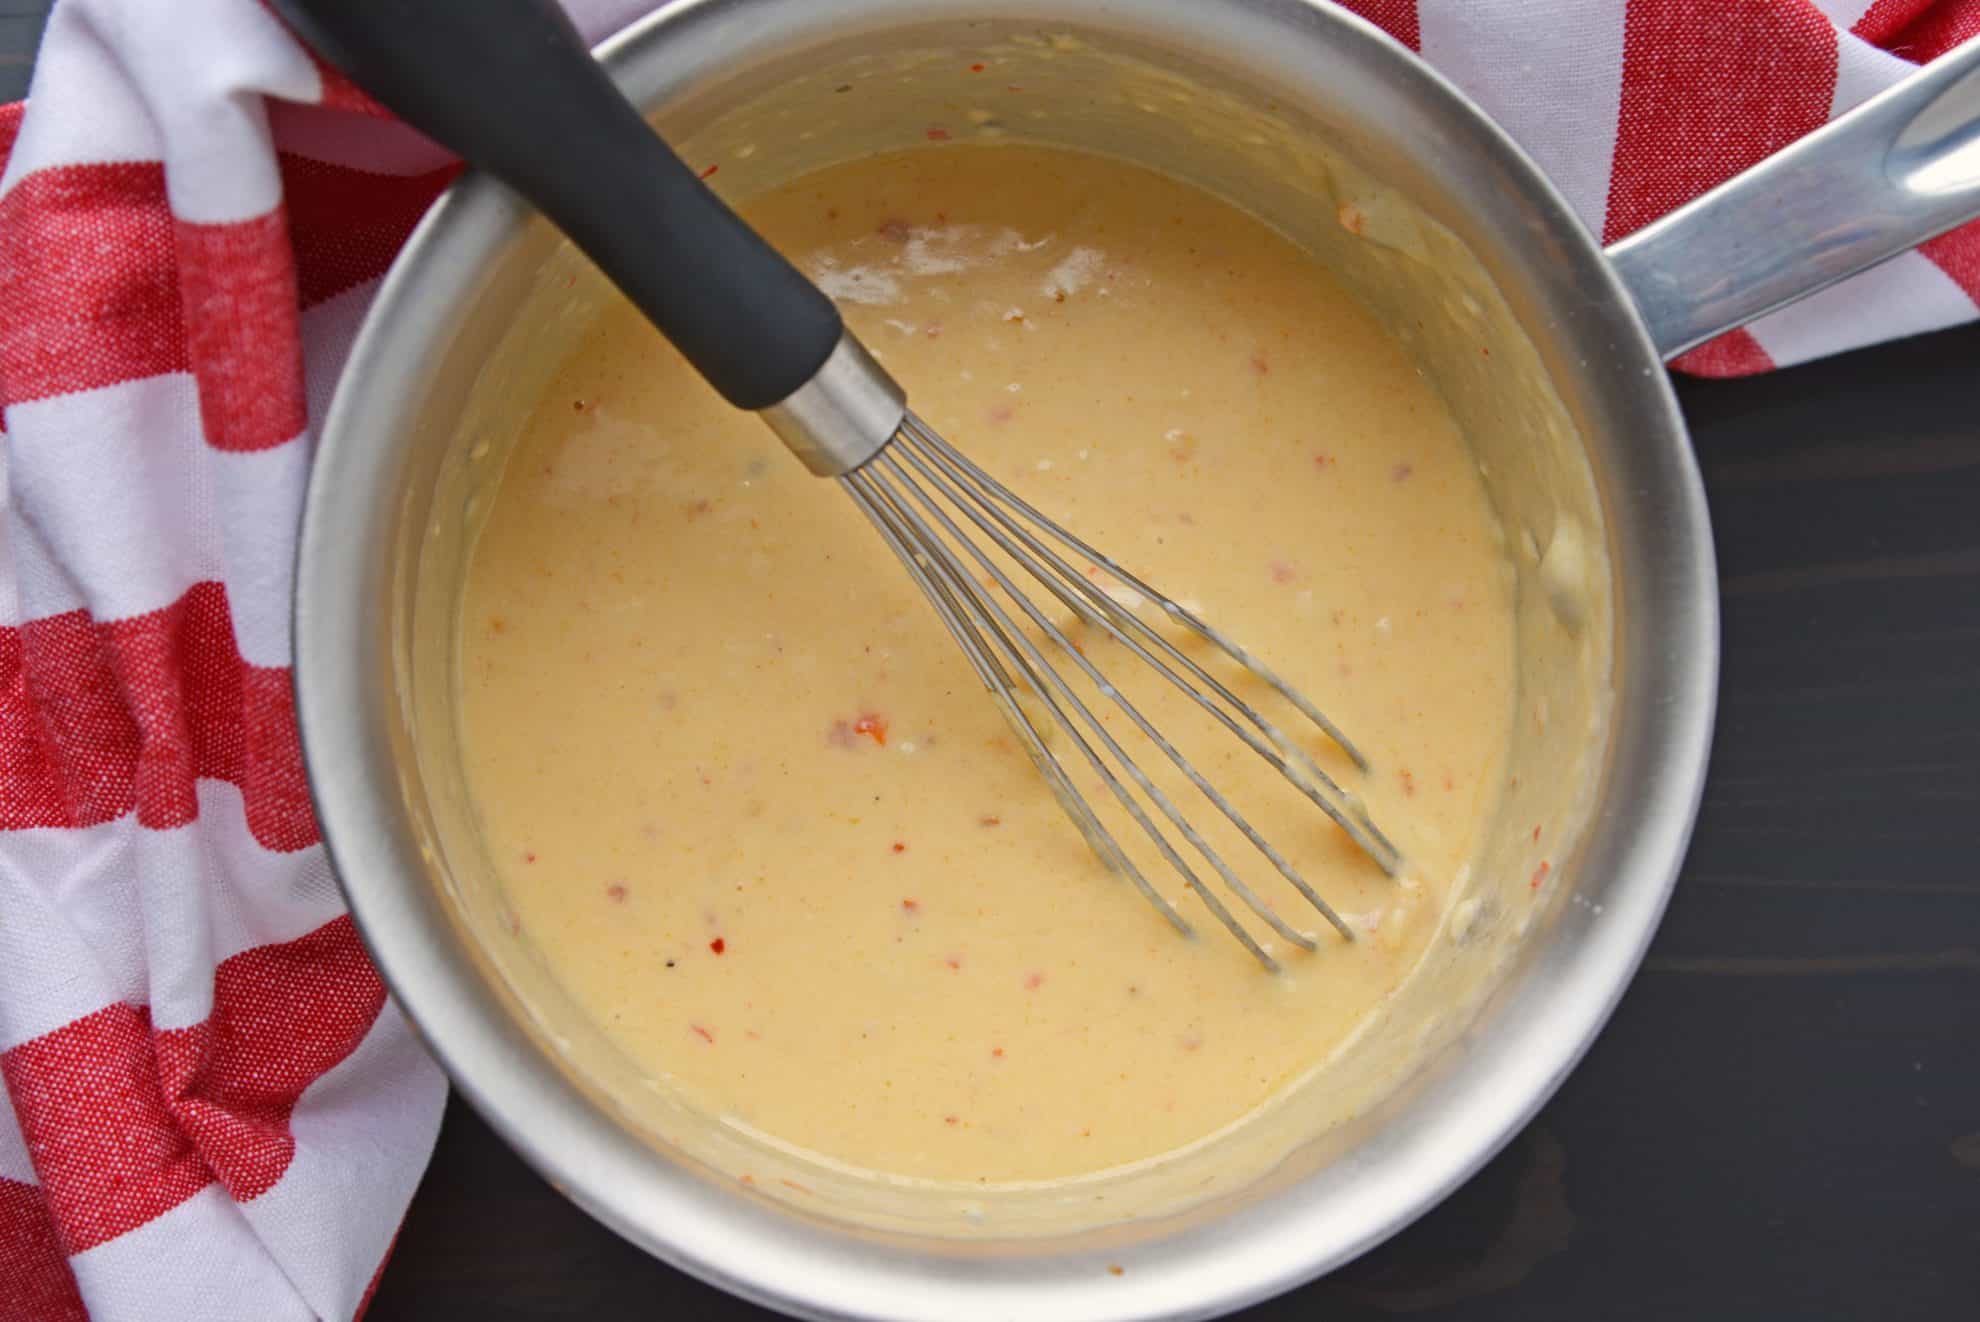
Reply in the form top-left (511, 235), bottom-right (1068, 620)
top-left (0, 2), bottom-right (1974, 1320)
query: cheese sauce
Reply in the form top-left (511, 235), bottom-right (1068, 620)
top-left (458, 145), bottom-right (1516, 1183)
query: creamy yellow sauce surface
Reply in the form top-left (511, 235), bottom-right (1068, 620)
top-left (458, 146), bottom-right (1516, 1184)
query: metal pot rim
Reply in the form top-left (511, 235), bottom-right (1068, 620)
top-left (294, 2), bottom-right (1716, 1318)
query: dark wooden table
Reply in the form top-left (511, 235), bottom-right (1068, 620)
top-left (6, 14), bottom-right (1976, 1321)
top-left (0, 2), bottom-right (47, 101)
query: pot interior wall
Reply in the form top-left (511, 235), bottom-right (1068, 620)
top-left (391, 18), bottom-right (1612, 1243)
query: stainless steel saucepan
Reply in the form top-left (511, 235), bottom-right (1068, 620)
top-left (293, 4), bottom-right (1980, 1319)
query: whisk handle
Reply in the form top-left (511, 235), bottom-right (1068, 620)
top-left (270, 0), bottom-right (843, 411)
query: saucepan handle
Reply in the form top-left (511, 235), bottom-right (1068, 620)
top-left (1606, 38), bottom-right (1980, 360)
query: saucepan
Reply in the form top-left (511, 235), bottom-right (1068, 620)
top-left (292, 2), bottom-right (1980, 1318)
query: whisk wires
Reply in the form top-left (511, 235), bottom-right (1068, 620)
top-left (841, 412), bottom-right (1402, 972)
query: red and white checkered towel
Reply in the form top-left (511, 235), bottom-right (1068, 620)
top-left (0, 1), bottom-right (1974, 1319)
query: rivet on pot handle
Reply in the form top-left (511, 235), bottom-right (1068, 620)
top-left (1606, 38), bottom-right (1980, 361)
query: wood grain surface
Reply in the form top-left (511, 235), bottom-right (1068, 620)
top-left (0, 1), bottom-right (50, 102)
top-left (3, 10), bottom-right (1974, 1320)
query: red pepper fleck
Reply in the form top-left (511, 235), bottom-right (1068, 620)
top-left (1108, 1265), bottom-right (1125, 1277)
top-left (901, 898), bottom-right (920, 913)
top-left (780, 1179), bottom-right (812, 1194)
top-left (987, 404), bottom-right (1014, 425)
top-left (606, 882), bottom-right (628, 902)
top-left (1392, 462), bottom-right (1414, 482)
top-left (944, 1115), bottom-right (960, 1126)
top-left (1024, 972), bottom-right (1045, 990)
top-left (1480, 345), bottom-right (1492, 358)
top-left (991, 1046), bottom-right (1005, 1058)
top-left (710, 937), bottom-right (727, 954)
top-left (1250, 350), bottom-right (1270, 374)
top-left (1313, 453), bottom-right (1334, 469)
top-left (891, 841), bottom-right (907, 855)
top-left (739, 1174), bottom-right (756, 1186)
top-left (522, 851), bottom-right (537, 864)
top-left (945, 956), bottom-right (962, 970)
top-left (699, 162), bottom-right (720, 180)
top-left (1530, 860), bottom-right (1552, 890)
top-left (571, 398), bottom-right (589, 413)
top-left (926, 126), bottom-right (951, 141)
top-left (1270, 560), bottom-right (1297, 585)
top-left (1532, 824), bottom-right (1542, 843)
top-left (853, 712), bottom-right (889, 746)
top-left (690, 1023), bottom-right (715, 1043)
top-left (876, 217), bottom-right (911, 243)
top-left (1399, 769), bottom-right (1416, 797)
top-left (969, 62), bottom-right (986, 73)
top-left (979, 814), bottom-right (1002, 827)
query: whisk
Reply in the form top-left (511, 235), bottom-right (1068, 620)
top-left (279, 0), bottom-right (1402, 969)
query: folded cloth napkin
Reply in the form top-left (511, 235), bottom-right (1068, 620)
top-left (0, 1), bottom-right (1973, 1319)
